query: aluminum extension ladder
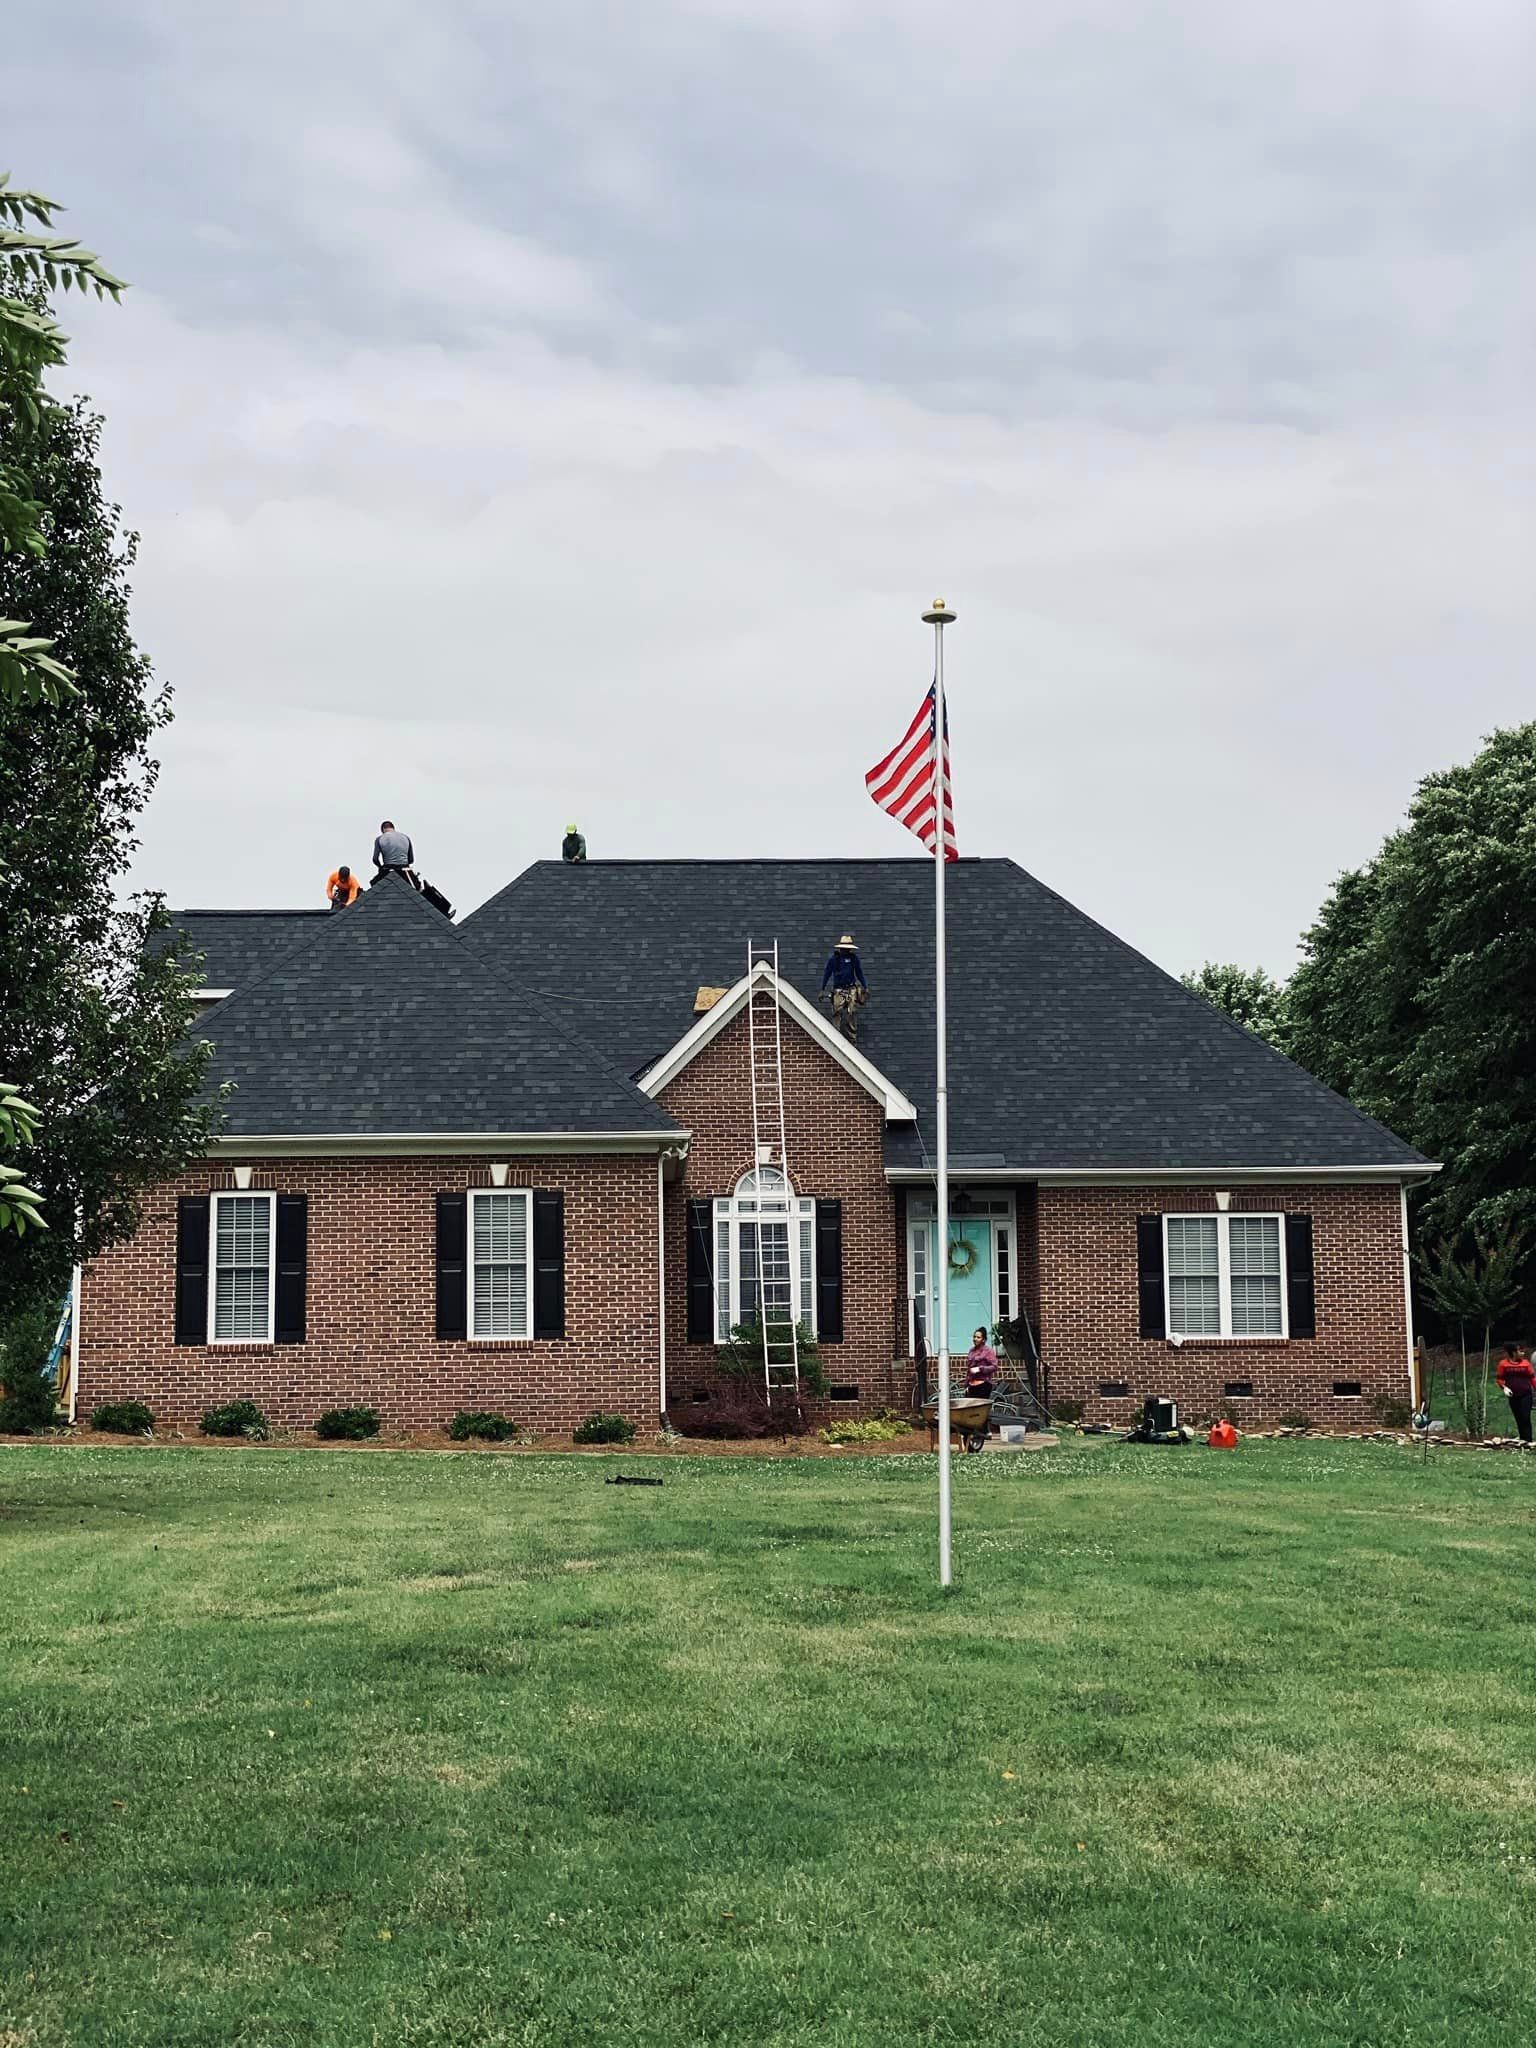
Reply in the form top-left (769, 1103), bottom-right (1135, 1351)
top-left (745, 940), bottom-right (800, 1403)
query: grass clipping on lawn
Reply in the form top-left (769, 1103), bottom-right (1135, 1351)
top-left (1, 1437), bottom-right (1533, 2047)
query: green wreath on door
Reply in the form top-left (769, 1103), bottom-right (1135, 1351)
top-left (947, 1236), bottom-right (978, 1277)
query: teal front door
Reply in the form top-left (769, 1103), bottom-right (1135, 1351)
top-left (919, 1216), bottom-right (994, 1352)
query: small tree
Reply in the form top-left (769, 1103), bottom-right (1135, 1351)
top-left (1416, 1226), bottom-right (1526, 1437)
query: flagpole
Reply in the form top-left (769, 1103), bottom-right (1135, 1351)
top-left (923, 597), bottom-right (955, 1589)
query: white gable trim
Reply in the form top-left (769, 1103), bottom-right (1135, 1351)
top-left (638, 961), bottom-right (918, 1122)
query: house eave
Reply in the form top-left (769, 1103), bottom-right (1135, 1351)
top-left (210, 1130), bottom-right (691, 1160)
top-left (885, 1162), bottom-right (1442, 1186)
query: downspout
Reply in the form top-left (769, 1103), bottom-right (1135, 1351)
top-left (657, 1154), bottom-right (668, 1428)
top-left (1400, 1184), bottom-right (1416, 1406)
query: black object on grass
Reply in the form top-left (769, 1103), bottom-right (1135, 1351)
top-left (606, 1475), bottom-right (663, 1487)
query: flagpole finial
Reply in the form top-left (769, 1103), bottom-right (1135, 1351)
top-left (922, 599), bottom-right (955, 624)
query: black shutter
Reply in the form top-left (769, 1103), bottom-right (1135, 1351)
top-left (274, 1194), bottom-right (308, 1346)
top-left (815, 1199), bottom-right (844, 1341)
top-left (175, 1195), bottom-right (210, 1345)
top-left (1136, 1215), bottom-right (1166, 1339)
top-left (1285, 1214), bottom-right (1316, 1338)
top-left (435, 1192), bottom-right (468, 1340)
top-left (686, 1198), bottom-right (714, 1343)
top-left (533, 1190), bottom-right (565, 1340)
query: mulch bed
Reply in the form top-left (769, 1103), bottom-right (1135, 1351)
top-left (0, 1426), bottom-right (929, 1460)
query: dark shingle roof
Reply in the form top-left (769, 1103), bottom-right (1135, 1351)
top-left (152, 909), bottom-right (330, 991)
top-left (461, 859), bottom-right (1428, 1174)
top-left (200, 874), bottom-right (680, 1140)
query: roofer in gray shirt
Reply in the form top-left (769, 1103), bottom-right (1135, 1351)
top-left (372, 819), bottom-right (415, 877)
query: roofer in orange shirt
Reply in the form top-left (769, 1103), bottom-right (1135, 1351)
top-left (326, 864), bottom-right (361, 910)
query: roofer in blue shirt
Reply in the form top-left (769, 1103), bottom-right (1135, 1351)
top-left (821, 933), bottom-right (868, 1043)
top-left (372, 819), bottom-right (415, 881)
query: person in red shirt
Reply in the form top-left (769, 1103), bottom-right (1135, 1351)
top-left (1494, 1342), bottom-right (1535, 1444)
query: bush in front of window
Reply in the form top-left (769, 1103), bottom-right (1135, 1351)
top-left (1277, 1410), bottom-right (1314, 1432)
top-left (677, 1381), bottom-right (812, 1442)
top-left (201, 1399), bottom-right (269, 1440)
top-left (1049, 1397), bottom-right (1086, 1424)
top-left (314, 1406), bottom-right (380, 1441)
top-left (715, 1318), bottom-right (826, 1396)
top-left (91, 1400), bottom-right (155, 1435)
top-left (572, 1412), bottom-right (637, 1445)
top-left (448, 1410), bottom-right (517, 1442)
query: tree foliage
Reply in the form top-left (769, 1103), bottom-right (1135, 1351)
top-left (1289, 723), bottom-right (1536, 1311)
top-left (0, 1081), bottom-right (46, 1235)
top-left (1179, 962), bottom-right (1293, 1051)
top-left (0, 369), bottom-right (218, 1322)
top-left (2, 174), bottom-right (125, 705)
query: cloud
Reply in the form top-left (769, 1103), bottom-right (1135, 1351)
top-left (6, 0), bottom-right (1532, 977)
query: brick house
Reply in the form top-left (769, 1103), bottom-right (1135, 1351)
top-left (74, 859), bottom-right (1435, 1432)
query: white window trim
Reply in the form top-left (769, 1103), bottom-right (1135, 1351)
top-left (207, 1190), bottom-right (277, 1346)
top-left (1163, 1211), bottom-right (1289, 1342)
top-left (469, 1187), bottom-right (533, 1343)
top-left (905, 1191), bottom-right (1019, 1352)
top-left (712, 1169), bottom-right (817, 1342)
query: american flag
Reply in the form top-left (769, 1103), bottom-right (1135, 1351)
top-left (864, 682), bottom-right (958, 860)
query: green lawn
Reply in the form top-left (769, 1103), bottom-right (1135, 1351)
top-left (2, 1438), bottom-right (1534, 2047)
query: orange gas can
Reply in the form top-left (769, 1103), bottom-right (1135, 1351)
top-left (1207, 1420), bottom-right (1238, 1450)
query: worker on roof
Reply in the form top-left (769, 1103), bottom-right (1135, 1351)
top-left (326, 864), bottom-right (361, 910)
top-left (561, 822), bottom-right (587, 863)
top-left (372, 819), bottom-right (415, 879)
top-left (821, 933), bottom-right (868, 1043)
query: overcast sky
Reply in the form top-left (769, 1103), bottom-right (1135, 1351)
top-left (10, 0), bottom-right (1533, 974)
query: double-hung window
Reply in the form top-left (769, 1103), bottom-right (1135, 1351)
top-left (470, 1189), bottom-right (532, 1340)
top-left (210, 1192), bottom-right (275, 1343)
top-left (1165, 1213), bottom-right (1286, 1339)
top-left (713, 1167), bottom-right (816, 1341)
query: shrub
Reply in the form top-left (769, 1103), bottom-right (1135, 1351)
top-left (1050, 1398), bottom-right (1086, 1424)
top-left (448, 1410), bottom-right (517, 1442)
top-left (1277, 1410), bottom-right (1314, 1431)
top-left (314, 1406), bottom-right (380, 1441)
top-left (0, 1303), bottom-right (60, 1433)
top-left (91, 1400), bottom-right (154, 1435)
top-left (680, 1382), bottom-right (811, 1442)
top-left (1370, 1393), bottom-right (1413, 1430)
top-left (818, 1414), bottom-right (913, 1445)
top-left (201, 1399), bottom-right (270, 1440)
top-left (573, 1412), bottom-right (637, 1446)
top-left (715, 1318), bottom-right (827, 1397)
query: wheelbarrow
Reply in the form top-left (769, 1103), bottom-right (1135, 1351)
top-left (920, 1389), bottom-right (994, 1454)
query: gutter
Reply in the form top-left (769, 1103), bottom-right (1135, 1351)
top-left (210, 1131), bottom-right (692, 1160)
top-left (884, 1162), bottom-right (1442, 1187)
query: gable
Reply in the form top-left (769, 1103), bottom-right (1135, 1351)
top-left (638, 962), bottom-right (917, 1123)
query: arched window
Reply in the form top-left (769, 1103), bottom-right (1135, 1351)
top-left (712, 1166), bottom-right (817, 1342)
